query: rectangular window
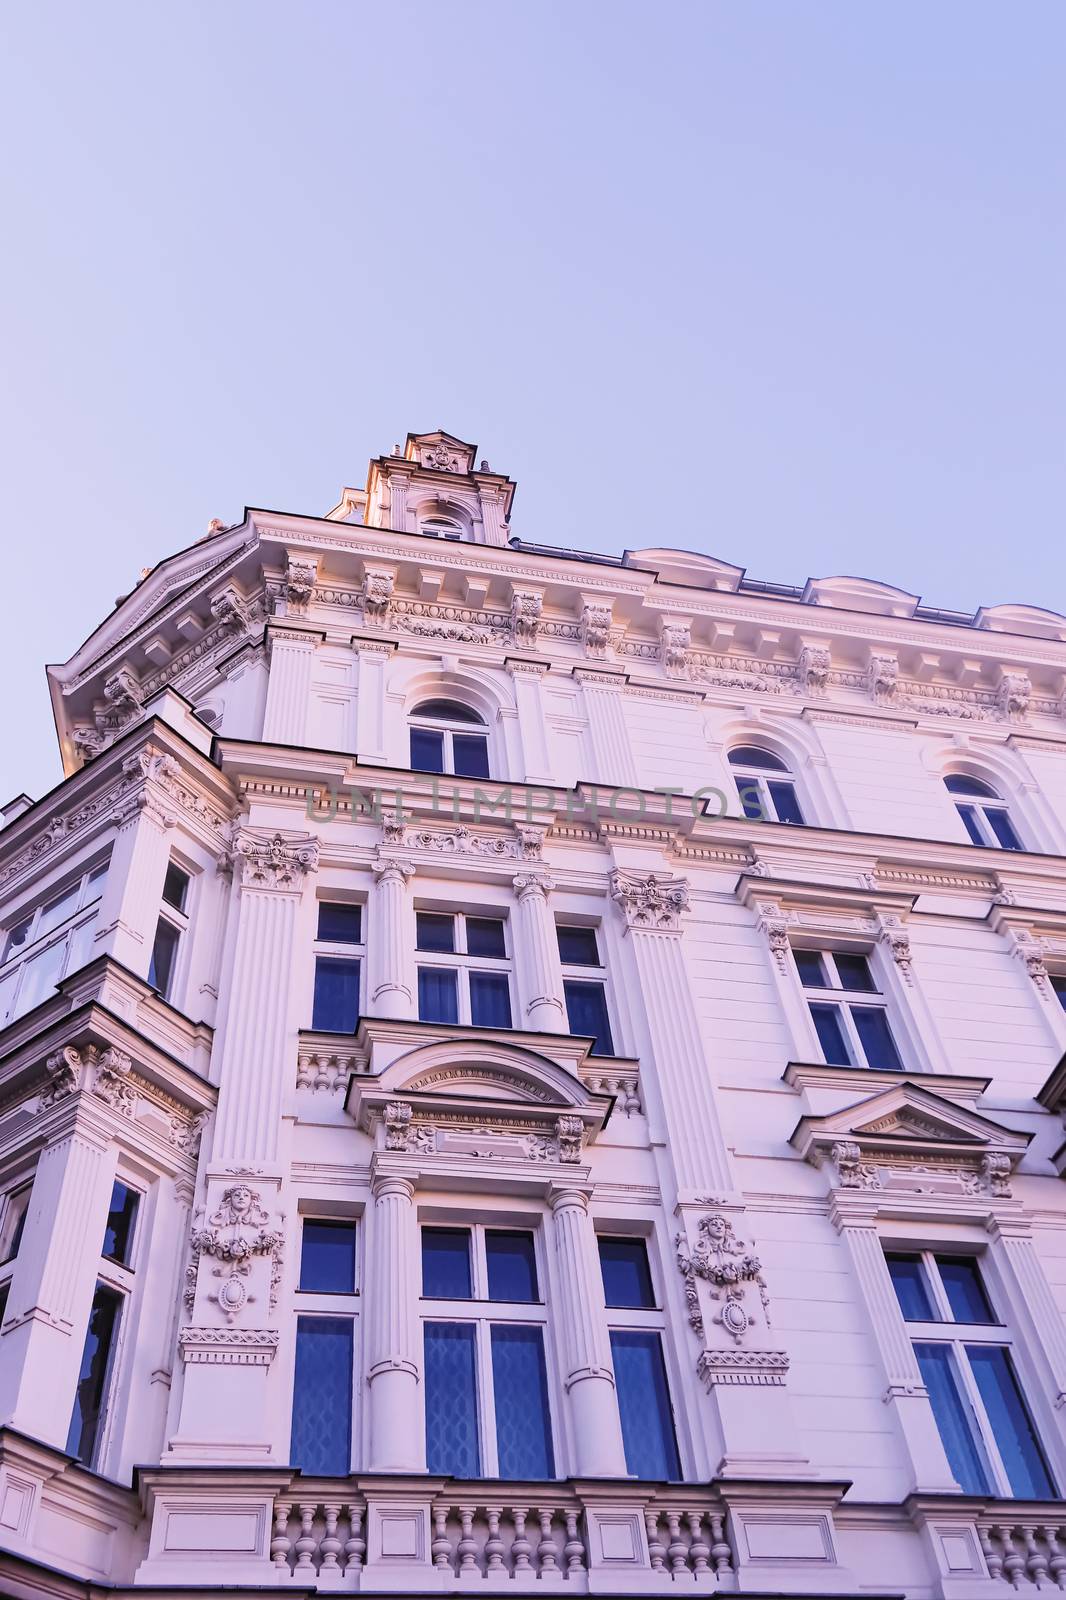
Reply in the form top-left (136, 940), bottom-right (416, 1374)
top-left (102, 1181), bottom-right (139, 1267)
top-left (599, 1237), bottom-right (656, 1309)
top-left (796, 950), bottom-right (904, 1071)
top-left (66, 1284), bottom-right (123, 1466)
top-left (311, 900), bottom-right (365, 1032)
top-left (424, 1322), bottom-right (481, 1476)
top-left (290, 1316), bottom-right (354, 1475)
top-left (299, 1219), bottom-right (357, 1294)
top-left (610, 1330), bottom-right (680, 1480)
top-left (558, 923), bottom-right (616, 1056)
top-left (416, 911), bottom-right (512, 1028)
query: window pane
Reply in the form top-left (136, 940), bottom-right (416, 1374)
top-left (162, 863), bottom-right (190, 912)
top-left (418, 967), bottom-right (459, 1024)
top-left (886, 1254), bottom-right (937, 1320)
top-left (966, 1345), bottom-right (1055, 1498)
top-left (563, 980), bottom-right (614, 1056)
top-left (289, 1316), bottom-right (353, 1475)
top-left (491, 1326), bottom-right (554, 1478)
top-left (312, 957), bottom-right (360, 1032)
top-left (914, 1342), bottom-right (991, 1495)
top-left (66, 1285), bottom-right (122, 1466)
top-left (599, 1237), bottom-right (655, 1309)
top-left (834, 953), bottom-right (876, 992)
top-left (466, 917), bottom-right (506, 958)
top-left (148, 918), bottom-right (180, 999)
top-left (102, 1181), bottom-right (139, 1266)
top-left (767, 780), bottom-right (804, 825)
top-left (317, 902), bottom-right (362, 944)
top-left (985, 807), bottom-right (1023, 851)
top-left (794, 951), bottom-right (828, 988)
top-left (851, 1006), bottom-right (904, 1071)
top-left (486, 1232), bottom-right (538, 1302)
top-left (300, 1220), bottom-right (356, 1293)
top-left (416, 912), bottom-right (455, 953)
top-left (938, 1258), bottom-right (996, 1325)
top-left (452, 734), bottom-right (490, 779)
top-left (610, 1330), bottom-right (680, 1480)
top-left (736, 780), bottom-right (768, 821)
top-left (422, 1228), bottom-right (472, 1298)
top-left (557, 925), bottom-right (600, 966)
top-left (808, 1002), bottom-right (852, 1066)
top-left (955, 803), bottom-right (986, 846)
top-left (410, 726), bottom-right (445, 773)
top-left (424, 1323), bottom-right (480, 1477)
top-left (469, 972), bottom-right (512, 1029)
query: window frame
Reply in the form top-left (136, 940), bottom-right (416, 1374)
top-left (794, 948), bottom-right (905, 1072)
top-left (415, 909), bottom-right (513, 1029)
top-left (310, 898), bottom-right (366, 1033)
top-left (556, 919), bottom-right (617, 1058)
top-left (0, 859), bottom-right (109, 1026)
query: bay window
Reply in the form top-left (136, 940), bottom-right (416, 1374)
top-left (598, 1234), bottom-right (680, 1480)
top-left (794, 949), bottom-right (904, 1071)
top-left (0, 860), bottom-right (108, 1025)
top-left (311, 900), bottom-right (364, 1032)
top-left (416, 911), bottom-right (512, 1028)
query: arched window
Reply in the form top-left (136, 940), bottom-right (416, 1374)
top-left (419, 515), bottom-right (463, 542)
top-left (410, 700), bottom-right (489, 778)
top-left (944, 774), bottom-right (1023, 851)
top-left (727, 745), bottom-right (805, 825)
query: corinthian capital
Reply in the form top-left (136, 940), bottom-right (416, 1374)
top-left (233, 829), bottom-right (320, 890)
top-left (610, 870), bottom-right (690, 932)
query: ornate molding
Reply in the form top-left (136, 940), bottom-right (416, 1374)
top-left (610, 870), bottom-right (690, 933)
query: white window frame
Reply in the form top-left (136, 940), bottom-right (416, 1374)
top-left (292, 1213), bottom-right (361, 1474)
top-left (408, 703), bottom-right (491, 779)
top-left (794, 948), bottom-right (905, 1071)
top-left (887, 1248), bottom-right (1055, 1499)
top-left (727, 747), bottom-right (806, 825)
top-left (0, 860), bottom-right (109, 1025)
top-left (149, 860), bottom-right (193, 1004)
top-left (420, 1219), bottom-right (559, 1480)
top-left (556, 919), bottom-right (618, 1057)
top-left (415, 909), bottom-right (513, 1028)
top-left (311, 899), bottom-right (366, 1031)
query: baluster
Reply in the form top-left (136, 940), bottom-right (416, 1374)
top-left (294, 1503), bottom-right (318, 1574)
top-left (432, 1506), bottom-right (454, 1571)
top-left (997, 1525), bottom-right (1026, 1590)
top-left (270, 1500), bottom-right (293, 1570)
top-left (687, 1511), bottom-right (710, 1575)
top-left (457, 1507), bottom-right (478, 1573)
top-left (538, 1508), bottom-right (559, 1573)
top-left (1042, 1525), bottom-right (1066, 1590)
top-left (485, 1507), bottom-right (505, 1572)
top-left (645, 1510), bottom-right (666, 1573)
top-left (978, 1524), bottom-right (1005, 1584)
top-left (564, 1509), bottom-right (585, 1573)
top-left (1021, 1526), bottom-right (1050, 1590)
top-left (512, 1508), bottom-right (532, 1572)
top-left (666, 1511), bottom-right (687, 1575)
top-left (345, 1502), bottom-right (366, 1571)
top-left (709, 1513), bottom-right (733, 1580)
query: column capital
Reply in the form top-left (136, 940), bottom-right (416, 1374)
top-left (609, 869), bottom-right (690, 933)
top-left (513, 869), bottom-right (556, 901)
top-left (230, 828), bottom-right (319, 890)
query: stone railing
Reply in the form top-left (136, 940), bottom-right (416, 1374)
top-left (977, 1516), bottom-right (1066, 1589)
top-left (295, 1032), bottom-right (373, 1094)
top-left (270, 1481), bottom-right (735, 1587)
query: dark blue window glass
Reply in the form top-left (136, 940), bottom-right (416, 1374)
top-left (424, 1323), bottom-right (480, 1476)
top-left (467, 917), bottom-right (506, 958)
top-left (599, 1237), bottom-right (656, 1308)
top-left (563, 980), bottom-right (614, 1056)
top-left (886, 1255), bottom-right (936, 1320)
top-left (300, 1220), bottom-right (356, 1293)
top-left (986, 809), bottom-right (1023, 851)
top-left (610, 1330), bottom-right (680, 1480)
top-left (794, 950), bottom-right (829, 988)
top-left (416, 913), bottom-right (455, 952)
top-left (835, 954), bottom-right (876, 992)
top-left (410, 727), bottom-right (445, 773)
top-left (470, 972), bottom-right (512, 1028)
top-left (312, 957), bottom-right (360, 1032)
top-left (289, 1316), bottom-right (353, 1475)
top-left (915, 1343), bottom-right (990, 1494)
top-left (967, 1345), bottom-right (1055, 1498)
top-left (557, 925), bottom-right (600, 966)
top-left (955, 804), bottom-right (986, 846)
top-left (102, 1181), bottom-right (139, 1266)
top-left (808, 1002), bottom-right (851, 1065)
top-left (452, 734), bottom-right (490, 778)
top-left (317, 902), bottom-right (362, 943)
top-left (486, 1232), bottom-right (538, 1302)
top-left (940, 1258), bottom-right (995, 1325)
top-left (767, 780), bottom-right (804, 825)
top-left (422, 1228), bottom-right (472, 1298)
top-left (66, 1285), bottom-right (122, 1465)
top-left (418, 967), bottom-right (459, 1024)
top-left (736, 780), bottom-right (768, 821)
top-left (852, 1006), bottom-right (904, 1071)
top-left (491, 1326), bottom-right (555, 1478)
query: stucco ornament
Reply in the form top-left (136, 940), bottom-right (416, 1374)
top-left (676, 1213), bottom-right (771, 1344)
top-left (186, 1183), bottom-right (285, 1324)
top-left (610, 870), bottom-right (690, 932)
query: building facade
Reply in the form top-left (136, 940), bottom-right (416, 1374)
top-left (1, 431), bottom-right (1066, 1596)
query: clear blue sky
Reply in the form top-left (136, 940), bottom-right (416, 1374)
top-left (2, 2), bottom-right (1063, 801)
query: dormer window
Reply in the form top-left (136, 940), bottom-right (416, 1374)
top-left (944, 775), bottom-right (1023, 851)
top-left (409, 700), bottom-right (489, 778)
top-left (419, 516), bottom-right (463, 542)
top-left (728, 746), bottom-right (805, 825)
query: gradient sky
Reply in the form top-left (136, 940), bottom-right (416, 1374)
top-left (1, 2), bottom-right (1064, 802)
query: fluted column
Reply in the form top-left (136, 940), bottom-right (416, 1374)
top-left (262, 627), bottom-right (320, 746)
top-left (513, 871), bottom-right (567, 1033)
top-left (548, 1184), bottom-right (628, 1476)
top-left (366, 1172), bottom-right (424, 1471)
top-left (609, 871), bottom-right (733, 1200)
top-left (575, 668), bottom-right (639, 789)
top-left (507, 660), bottom-right (553, 783)
top-left (369, 856), bottom-right (415, 1019)
top-left (212, 829), bottom-right (319, 1166)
